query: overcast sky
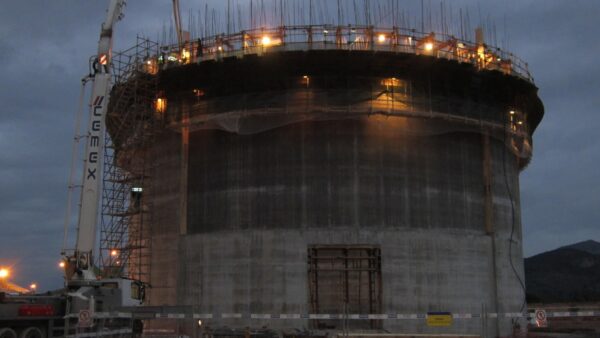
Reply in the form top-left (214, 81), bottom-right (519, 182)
top-left (0, 0), bottom-right (598, 291)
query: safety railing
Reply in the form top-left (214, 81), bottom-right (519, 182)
top-left (146, 25), bottom-right (533, 83)
top-left (67, 309), bottom-right (600, 321)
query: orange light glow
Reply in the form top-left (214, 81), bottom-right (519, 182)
top-left (261, 36), bottom-right (271, 46)
top-left (110, 250), bottom-right (118, 257)
top-left (381, 77), bottom-right (401, 88)
top-left (477, 45), bottom-right (486, 59)
top-left (99, 53), bottom-right (108, 65)
top-left (424, 42), bottom-right (434, 51)
top-left (181, 48), bottom-right (191, 61)
top-left (144, 59), bottom-right (158, 75)
top-left (30, 283), bottom-right (37, 290)
top-left (59, 261), bottom-right (66, 269)
top-left (378, 34), bottom-right (386, 43)
top-left (302, 75), bottom-right (310, 87)
top-left (0, 268), bottom-right (9, 279)
top-left (155, 98), bottom-right (167, 113)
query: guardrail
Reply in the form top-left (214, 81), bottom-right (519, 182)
top-left (63, 310), bottom-right (600, 338)
top-left (73, 310), bottom-right (600, 320)
top-left (145, 25), bottom-right (532, 83)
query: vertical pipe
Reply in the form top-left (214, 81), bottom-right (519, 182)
top-left (483, 132), bottom-right (501, 338)
top-left (421, 0), bottom-right (425, 32)
top-left (483, 134), bottom-right (493, 234)
top-left (280, 0), bottom-right (284, 27)
top-left (314, 249), bottom-right (320, 315)
top-left (179, 108), bottom-right (189, 235)
top-left (368, 249), bottom-right (373, 328)
top-left (227, 0), bottom-right (231, 35)
top-left (344, 248), bottom-right (349, 304)
top-left (309, 0), bottom-right (313, 26)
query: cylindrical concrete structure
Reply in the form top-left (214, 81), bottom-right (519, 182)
top-left (109, 48), bottom-right (543, 337)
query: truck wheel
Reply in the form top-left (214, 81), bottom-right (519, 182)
top-left (0, 328), bottom-right (17, 338)
top-left (18, 327), bottom-right (43, 338)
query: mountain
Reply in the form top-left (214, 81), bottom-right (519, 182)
top-left (561, 240), bottom-right (600, 255)
top-left (525, 240), bottom-right (600, 303)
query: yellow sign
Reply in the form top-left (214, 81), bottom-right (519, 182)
top-left (426, 312), bottom-right (453, 327)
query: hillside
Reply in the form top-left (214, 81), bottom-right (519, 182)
top-left (525, 240), bottom-right (600, 303)
top-left (563, 240), bottom-right (600, 255)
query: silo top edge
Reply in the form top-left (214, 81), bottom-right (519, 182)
top-left (120, 25), bottom-right (534, 85)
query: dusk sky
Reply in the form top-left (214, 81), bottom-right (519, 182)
top-left (0, 0), bottom-right (598, 291)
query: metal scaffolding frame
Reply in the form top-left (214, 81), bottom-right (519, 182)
top-left (98, 37), bottom-right (160, 284)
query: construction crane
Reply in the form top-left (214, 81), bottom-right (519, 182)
top-left (2, 3), bottom-right (145, 336)
top-left (62, 0), bottom-right (143, 309)
top-left (65, 0), bottom-right (124, 283)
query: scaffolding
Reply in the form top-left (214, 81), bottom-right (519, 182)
top-left (98, 37), bottom-right (160, 284)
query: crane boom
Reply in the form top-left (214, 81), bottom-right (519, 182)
top-left (72, 0), bottom-right (126, 280)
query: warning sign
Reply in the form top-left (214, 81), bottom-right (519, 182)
top-left (426, 312), bottom-right (453, 327)
top-left (534, 309), bottom-right (547, 328)
top-left (78, 309), bottom-right (92, 328)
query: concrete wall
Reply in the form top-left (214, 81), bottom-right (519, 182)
top-left (147, 129), bottom-right (181, 306)
top-left (145, 116), bottom-right (526, 337)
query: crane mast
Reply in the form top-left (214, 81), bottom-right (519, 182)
top-left (69, 0), bottom-right (126, 281)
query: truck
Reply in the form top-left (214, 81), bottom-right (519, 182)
top-left (0, 278), bottom-right (144, 338)
top-left (0, 1), bottom-right (146, 337)
top-left (0, 292), bottom-right (65, 338)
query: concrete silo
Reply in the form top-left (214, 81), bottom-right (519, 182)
top-left (106, 26), bottom-right (543, 337)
